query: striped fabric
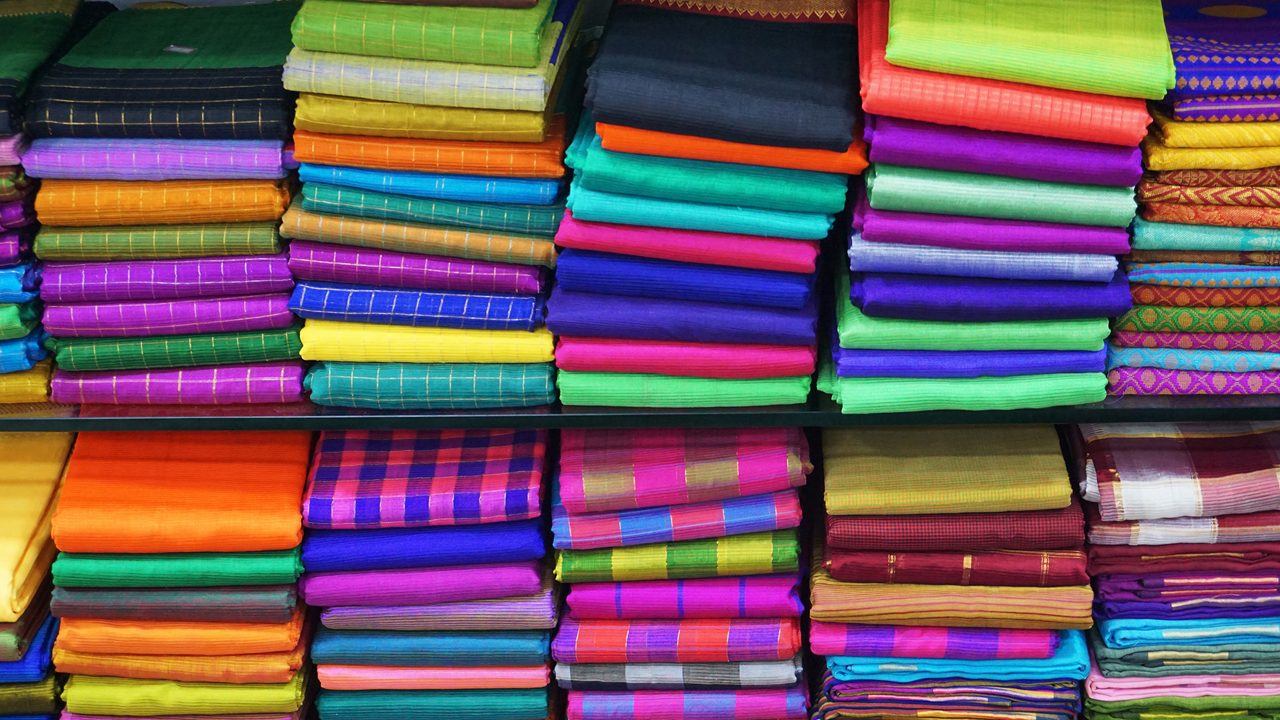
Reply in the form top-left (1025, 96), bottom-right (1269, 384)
top-left (289, 282), bottom-right (545, 331)
top-left (809, 622), bottom-right (1059, 660)
top-left (305, 361), bottom-right (556, 410)
top-left (567, 686), bottom-right (808, 720)
top-left (303, 428), bottom-right (546, 529)
top-left (555, 530), bottom-right (801, 583)
top-left (565, 576), bottom-right (803, 620)
top-left (287, 240), bottom-right (546, 294)
top-left (321, 583), bottom-right (559, 631)
top-left (42, 294), bottom-right (295, 338)
top-left (551, 490), bottom-right (803, 550)
top-left (33, 223), bottom-right (282, 261)
top-left (555, 657), bottom-right (804, 690)
top-left (558, 428), bottom-right (811, 514)
top-left (552, 617), bottom-right (801, 664)
top-left (1088, 509), bottom-right (1280, 546)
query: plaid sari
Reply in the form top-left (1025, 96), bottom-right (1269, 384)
top-left (553, 617), bottom-right (800, 664)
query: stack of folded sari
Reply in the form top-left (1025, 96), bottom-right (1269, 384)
top-left (286, 0), bottom-right (579, 409)
top-left (812, 426), bottom-right (1093, 720)
top-left (552, 427), bottom-right (810, 720)
top-left (0, 432), bottom-right (73, 720)
top-left (22, 1), bottom-right (301, 406)
top-left (545, 0), bottom-right (867, 408)
top-left (49, 432), bottom-right (311, 720)
top-left (822, 0), bottom-right (1175, 413)
top-left (1112, 2), bottom-right (1280, 395)
top-left (1075, 422), bottom-right (1280, 720)
top-left (301, 429), bottom-right (555, 720)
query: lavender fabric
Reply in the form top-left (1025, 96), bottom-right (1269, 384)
top-left (49, 361), bottom-right (307, 405)
top-left (42, 293), bottom-right (296, 338)
top-left (300, 561), bottom-right (545, 607)
top-left (834, 345), bottom-right (1108, 378)
top-left (854, 199), bottom-right (1132, 255)
top-left (852, 272), bottom-right (1133, 322)
top-left (546, 288), bottom-right (818, 346)
top-left (0, 135), bottom-right (27, 166)
top-left (287, 240), bottom-right (546, 295)
top-left (41, 256), bottom-right (294, 303)
top-left (866, 116), bottom-right (1143, 187)
top-left (0, 229), bottom-right (31, 267)
top-left (848, 234), bottom-right (1120, 282)
top-left (22, 139), bottom-right (288, 180)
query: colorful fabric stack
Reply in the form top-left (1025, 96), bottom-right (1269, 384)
top-left (49, 431), bottom-right (311, 720)
top-left (812, 426), bottom-right (1093, 720)
top-left (1113, 1), bottom-right (1280, 396)
top-left (21, 2), bottom-right (301, 406)
top-left (551, 427), bottom-right (810, 720)
top-left (1075, 423), bottom-right (1280, 720)
top-left (0, 433), bottom-right (73, 720)
top-left (301, 429), bottom-right (556, 720)
top-left (545, 0), bottom-right (867, 408)
top-left (822, 0), bottom-right (1174, 413)
top-left (0, 1), bottom-right (85, 403)
top-left (285, 0), bottom-right (579, 409)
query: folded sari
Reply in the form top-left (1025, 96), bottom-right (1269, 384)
top-left (1081, 422), bottom-right (1280, 521)
top-left (56, 610), bottom-right (303, 656)
top-left (0, 675), bottom-right (56, 716)
top-left (61, 674), bottom-right (305, 716)
top-left (301, 520), bottom-right (545, 571)
top-left (303, 427), bottom-right (545, 529)
top-left (827, 549), bottom-right (1089, 587)
top-left (1130, 248), bottom-right (1280, 265)
top-left (552, 491), bottom-right (802, 550)
top-left (1143, 200), bottom-right (1280, 228)
top-left (567, 184), bottom-right (833, 240)
top-left (50, 362), bottom-right (306, 405)
top-left (0, 334), bottom-right (47, 374)
top-left (52, 550), bottom-right (302, 589)
top-left (0, 171), bottom-right (31, 203)
top-left (321, 586), bottom-right (558, 631)
top-left (853, 272), bottom-right (1130, 322)
top-left (1092, 633), bottom-right (1280, 677)
top-left (34, 223), bottom-right (282, 261)
top-left (290, 283), bottom-right (544, 331)
top-left (885, 0), bottom-right (1173, 99)
top-left (1140, 181), bottom-right (1280, 209)
top-left (558, 371), bottom-right (813, 409)
top-left (0, 265), bottom-right (35, 303)
top-left (301, 561), bottom-right (544, 607)
top-left (817, 678), bottom-right (1079, 720)
top-left (24, 2), bottom-right (297, 141)
top-left (866, 115), bottom-right (1143, 186)
top-left (1115, 305), bottom-right (1280, 333)
top-left (281, 208), bottom-right (556, 268)
top-left (849, 236), bottom-right (1120, 283)
top-left (295, 93), bottom-right (551, 143)
top-left (291, 125), bottom-right (567, 178)
top-left (553, 617), bottom-right (800, 664)
top-left (291, 0), bottom-right (555, 67)
top-left (566, 687), bottom-right (807, 720)
top-left (558, 427), bottom-right (809, 514)
top-left (1088, 508), bottom-right (1280, 546)
top-left (834, 346), bottom-right (1107, 379)
top-left (0, 228), bottom-right (30, 267)
top-left (311, 629), bottom-right (549, 666)
top-left (809, 622), bottom-right (1059, 660)
top-left (316, 689), bottom-right (547, 720)
top-left (822, 425), bottom-right (1070, 515)
top-left (289, 241), bottom-right (544, 295)
top-left (1157, 168), bottom-right (1280, 188)
top-left (858, 0), bottom-right (1150, 145)
top-left (548, 289), bottom-right (818, 346)
top-left (22, 140), bottom-right (288, 181)
top-left (51, 586), bottom-right (297, 623)
top-left (555, 530), bottom-right (800, 583)
top-left (1131, 285), bottom-right (1280, 307)
top-left (587, 5), bottom-right (855, 151)
top-left (1101, 615), bottom-right (1280, 649)
top-left (826, 500), bottom-right (1086, 552)
top-left (570, 129), bottom-right (848, 213)
top-left (594, 122), bottom-right (867, 175)
top-left (1143, 136), bottom-right (1280, 172)
top-left (1172, 97), bottom-right (1280, 126)
top-left (555, 212), bottom-right (819, 273)
top-left (1109, 367), bottom-right (1280, 395)
top-left (1127, 263), bottom-right (1280, 288)
top-left (35, 180), bottom-right (290, 227)
top-left (0, 304), bottom-right (38, 342)
top-left (283, 0), bottom-right (578, 111)
top-left (555, 658), bottom-right (802, 690)
top-left (566, 575), bottom-right (802, 620)
top-left (0, 593), bottom-right (48, 661)
top-left (53, 640), bottom-right (306, 684)
top-left (1164, 3), bottom-right (1280, 115)
top-left (0, 137), bottom-right (24, 167)
top-left (810, 565), bottom-right (1094, 630)
top-left (867, 164), bottom-right (1136, 227)
top-left (0, 360), bottom-right (51, 403)
top-left (0, 2), bottom-right (77, 136)
top-left (318, 665), bottom-right (550, 691)
top-left (299, 320), bottom-right (553, 363)
top-left (615, 0), bottom-right (854, 23)
top-left (558, 250), bottom-right (814, 309)
top-left (0, 197), bottom-right (33, 230)
top-left (42, 256), bottom-right (293, 303)
top-left (555, 338), bottom-right (815, 379)
top-left (0, 616), bottom-right (52, 683)
top-left (841, 371), bottom-right (1090, 416)
top-left (52, 430), bottom-right (309, 554)
top-left (1110, 347), bottom-right (1280, 373)
top-left (1089, 542), bottom-right (1280, 575)
top-left (47, 326), bottom-right (303, 372)
top-left (300, 183), bottom-right (563, 237)
top-left (829, 631), bottom-right (1089, 682)
top-left (0, 433), bottom-right (72, 622)
top-left (305, 361), bottom-right (556, 409)
top-left (299, 165), bottom-right (561, 206)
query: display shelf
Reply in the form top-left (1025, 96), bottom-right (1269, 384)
top-left (0, 393), bottom-right (1276, 431)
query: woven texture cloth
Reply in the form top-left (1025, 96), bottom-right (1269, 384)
top-left (851, 270), bottom-right (1132, 320)
top-left (301, 520), bottom-right (544, 572)
top-left (42, 293), bottom-right (295, 338)
top-left (555, 658), bottom-right (803, 690)
top-left (0, 1), bottom-right (77, 135)
top-left (317, 665), bottom-right (551, 691)
top-left (61, 674), bottom-right (305, 716)
top-left (555, 338), bottom-right (816, 380)
top-left (809, 622), bottom-right (1059, 660)
top-left (1130, 285), bottom-right (1280, 307)
top-left (41, 256), bottom-right (293, 303)
top-left (298, 164), bottom-right (562, 206)
top-left (34, 180), bottom-right (290, 227)
top-left (47, 325), bottom-right (303, 372)
top-left (557, 372), bottom-right (814, 409)
top-left (320, 584), bottom-right (558, 631)
top-left (315, 688), bottom-right (548, 720)
top-left (566, 686), bottom-right (807, 720)
top-left (861, 202), bottom-right (1133, 255)
top-left (823, 368), bottom-right (1108, 415)
top-left (1108, 367), bottom-right (1280, 396)
top-left (827, 630), bottom-right (1090, 682)
top-left (50, 362), bottom-right (307, 405)
top-left (51, 551), bottom-right (303, 587)
top-left (22, 139), bottom-right (287, 181)
top-left (614, 0), bottom-right (853, 22)
top-left (826, 500), bottom-right (1086, 552)
top-left (1087, 508), bottom-right (1280, 546)
top-left (311, 627), bottom-right (549, 665)
top-left (555, 530), bottom-right (800, 583)
top-left (305, 361), bottom-right (557, 409)
top-left (1114, 306), bottom-right (1280, 333)
top-left (289, 282), bottom-right (545, 331)
top-left (565, 575), bottom-right (802, 619)
top-left (826, 548), bottom-right (1089, 587)
top-left (303, 429), bottom-right (546, 529)
top-left (34, 223), bottom-right (282, 261)
top-left (299, 319), bottom-right (553, 363)
top-left (301, 561), bottom-right (544, 607)
top-left (594, 121), bottom-right (867, 175)
top-left (553, 617), bottom-right (801, 664)
top-left (294, 92), bottom-right (552, 143)
top-left (288, 240), bottom-right (545, 294)
top-left (299, 183), bottom-right (563, 237)
top-left (51, 585), bottom-right (298, 623)
top-left (291, 124), bottom-right (567, 178)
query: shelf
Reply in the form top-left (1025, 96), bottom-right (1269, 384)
top-left (0, 393), bottom-right (1277, 431)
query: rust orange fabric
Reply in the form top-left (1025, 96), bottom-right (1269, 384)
top-left (51, 431), bottom-right (312, 554)
top-left (1141, 202), bottom-right (1280, 229)
top-left (56, 609), bottom-right (304, 656)
top-left (1131, 285), bottom-right (1280, 308)
top-left (53, 636), bottom-right (306, 684)
top-left (35, 180), bottom-right (291, 227)
top-left (595, 122), bottom-right (868, 175)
